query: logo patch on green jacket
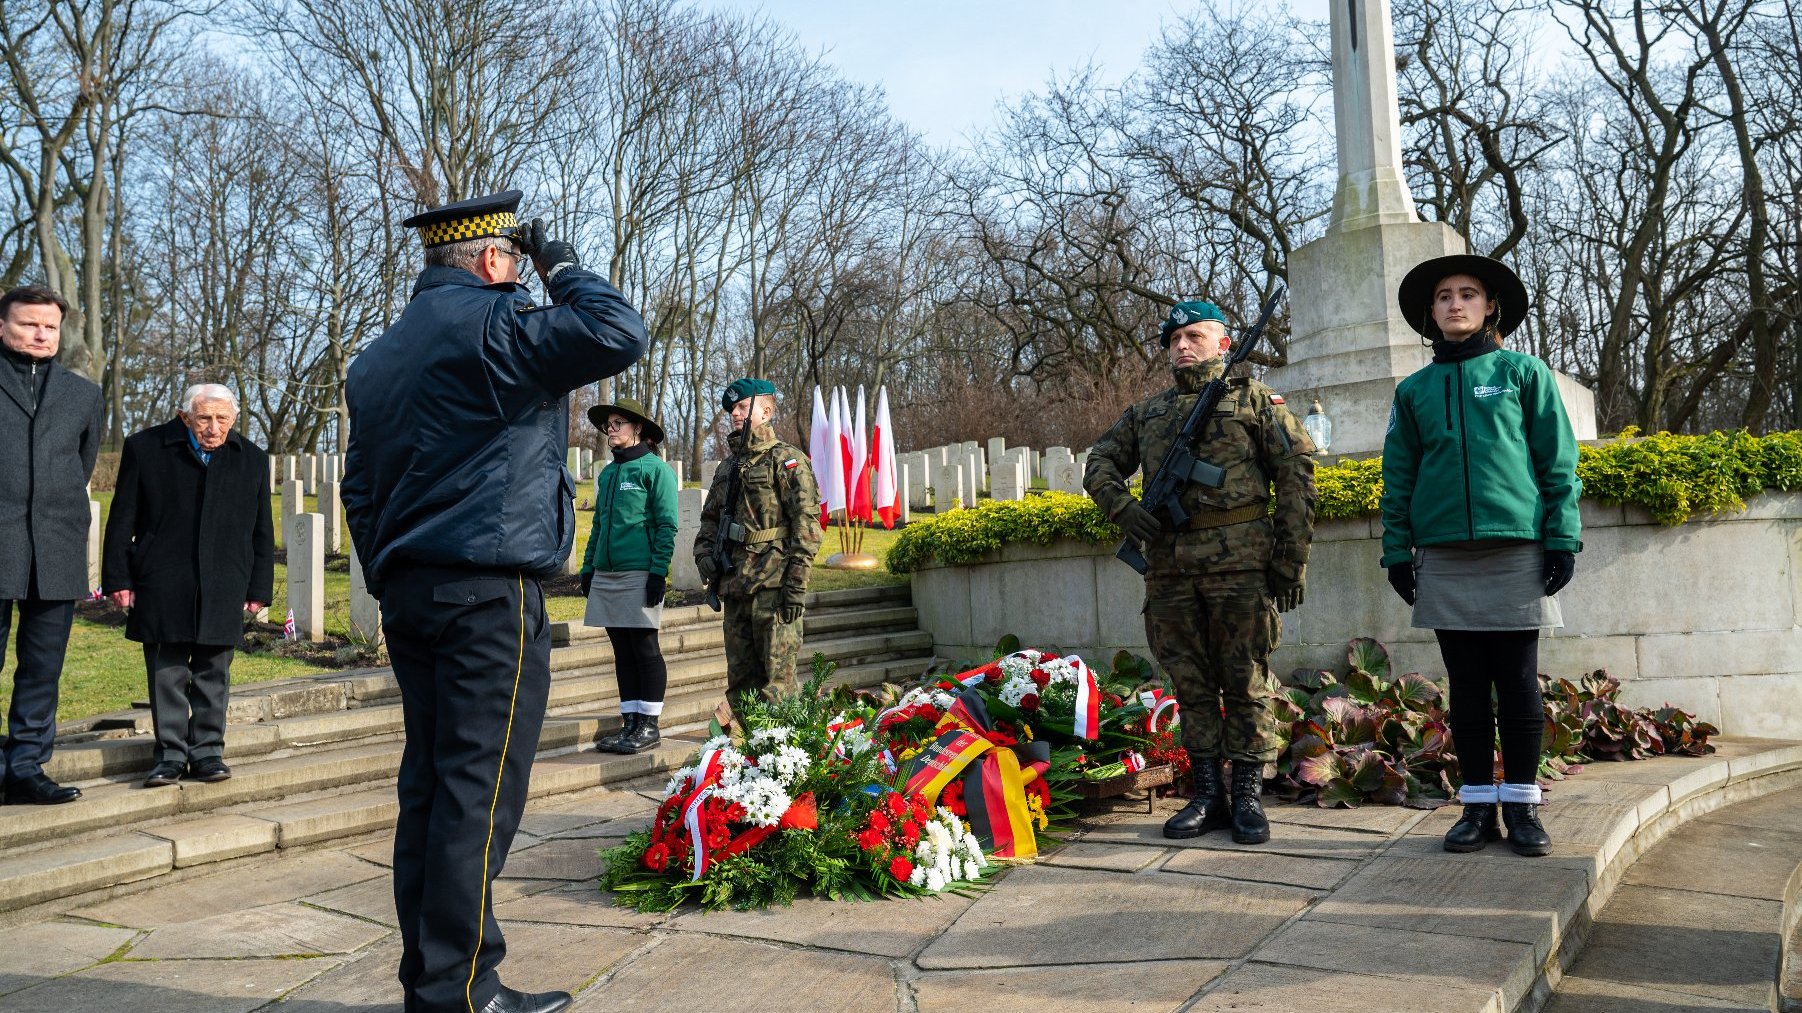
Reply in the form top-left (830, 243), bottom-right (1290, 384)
top-left (1473, 385), bottom-right (1516, 399)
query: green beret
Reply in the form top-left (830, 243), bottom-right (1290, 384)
top-left (1158, 300), bottom-right (1227, 346)
top-left (721, 377), bottom-right (777, 411)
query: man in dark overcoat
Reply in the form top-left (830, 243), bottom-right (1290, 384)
top-left (343, 190), bottom-right (646, 1013)
top-left (102, 383), bottom-right (273, 787)
top-left (0, 285), bottom-right (103, 806)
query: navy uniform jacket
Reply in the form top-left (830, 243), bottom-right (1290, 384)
top-left (342, 265), bottom-right (647, 594)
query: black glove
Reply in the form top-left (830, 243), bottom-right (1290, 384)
top-left (776, 593), bottom-right (804, 625)
top-left (644, 573), bottom-right (666, 607)
top-left (1116, 500), bottom-right (1164, 545)
top-left (580, 571), bottom-right (593, 598)
top-left (1543, 550), bottom-right (1576, 596)
top-left (697, 556), bottom-right (719, 584)
top-left (1387, 562), bottom-right (1417, 606)
top-left (1267, 560), bottom-right (1306, 613)
top-left (528, 218), bottom-right (579, 284)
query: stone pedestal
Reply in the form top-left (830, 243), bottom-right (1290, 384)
top-left (286, 513), bottom-right (325, 643)
top-left (671, 488), bottom-right (706, 590)
top-left (347, 541), bottom-right (383, 650)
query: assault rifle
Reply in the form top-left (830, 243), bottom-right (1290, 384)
top-left (704, 416), bottom-right (747, 612)
top-left (1116, 285), bottom-right (1286, 575)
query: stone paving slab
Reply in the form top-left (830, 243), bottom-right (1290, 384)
top-left (1264, 917), bottom-right (1539, 1009)
top-left (1307, 855), bottom-right (1591, 957)
top-left (1037, 841), bottom-right (1166, 873)
top-left (127, 901), bottom-right (390, 958)
top-left (1265, 801), bottom-right (1428, 835)
top-left (571, 934), bottom-right (897, 1012)
top-left (1190, 962), bottom-right (1504, 1012)
top-left (1160, 847), bottom-right (1362, 890)
top-left (491, 921), bottom-right (648, 996)
top-left (671, 891), bottom-right (977, 959)
top-left (910, 959), bottom-right (1229, 1012)
top-left (1544, 974), bottom-right (1767, 1012)
top-left (1081, 811), bottom-right (1388, 860)
top-left (500, 835), bottom-right (611, 881)
top-left (1621, 820), bottom-right (1802, 900)
top-left (71, 851), bottom-right (382, 928)
top-left (0, 921), bottom-right (138, 996)
top-left (917, 866), bottom-right (1312, 968)
top-left (1562, 884), bottom-right (1782, 1007)
top-left (492, 882), bottom-right (669, 930)
top-left (0, 833), bottom-right (171, 912)
top-left (0, 955), bottom-right (341, 1013)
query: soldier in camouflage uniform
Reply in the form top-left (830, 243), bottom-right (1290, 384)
top-left (1085, 300), bottom-right (1317, 844)
top-left (694, 378), bottom-right (822, 712)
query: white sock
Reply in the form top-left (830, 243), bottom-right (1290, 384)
top-left (619, 701), bottom-right (641, 716)
top-left (1499, 782), bottom-right (1542, 804)
top-left (1458, 783), bottom-right (1499, 804)
top-left (638, 700), bottom-right (665, 717)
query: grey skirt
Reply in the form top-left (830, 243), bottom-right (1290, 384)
top-left (1410, 541), bottom-right (1563, 632)
top-left (583, 570), bottom-right (664, 630)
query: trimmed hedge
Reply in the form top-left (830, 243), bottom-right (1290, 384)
top-left (886, 430), bottom-right (1802, 573)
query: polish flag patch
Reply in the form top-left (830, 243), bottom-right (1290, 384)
top-left (783, 458), bottom-right (799, 470)
top-left (1268, 394), bottom-right (1286, 405)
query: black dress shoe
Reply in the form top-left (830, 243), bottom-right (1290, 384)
top-left (144, 761), bottom-right (186, 788)
top-left (3, 772), bottom-right (81, 805)
top-left (480, 984), bottom-right (572, 1013)
top-left (188, 757), bottom-right (232, 783)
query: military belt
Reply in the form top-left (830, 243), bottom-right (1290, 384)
top-left (741, 525), bottom-right (786, 545)
top-left (1180, 504), bottom-right (1267, 531)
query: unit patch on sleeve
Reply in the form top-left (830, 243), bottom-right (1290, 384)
top-left (1268, 394), bottom-right (1285, 405)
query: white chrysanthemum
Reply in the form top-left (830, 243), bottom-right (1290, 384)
top-left (930, 689), bottom-right (958, 710)
top-left (701, 734), bottom-right (732, 752)
top-left (998, 655), bottom-right (1033, 681)
top-left (663, 765), bottom-right (695, 798)
top-left (747, 725), bottom-right (794, 748)
top-left (756, 744), bottom-right (812, 785)
top-left (964, 859), bottom-right (981, 881)
top-left (835, 725), bottom-right (874, 756)
top-left (998, 675), bottom-right (1037, 707)
top-left (714, 747), bottom-right (753, 785)
top-left (924, 869), bottom-right (946, 892)
top-left (1040, 657), bottom-right (1079, 687)
top-left (715, 773), bottom-right (792, 828)
top-left (910, 866), bottom-right (926, 886)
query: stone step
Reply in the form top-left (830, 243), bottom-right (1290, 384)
top-left (550, 583), bottom-right (909, 646)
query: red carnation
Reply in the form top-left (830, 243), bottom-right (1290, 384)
top-left (641, 841), bottom-right (670, 872)
top-left (1105, 693), bottom-right (1123, 707)
top-left (1020, 693), bottom-right (1041, 712)
top-left (901, 821), bottom-right (921, 847)
top-left (885, 792), bottom-right (907, 818)
top-left (856, 827), bottom-right (885, 852)
top-left (868, 809), bottom-right (891, 833)
top-left (911, 798), bottom-right (930, 823)
top-left (1029, 668), bottom-right (1050, 689)
top-left (889, 856), bottom-right (915, 882)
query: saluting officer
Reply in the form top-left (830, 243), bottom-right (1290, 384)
top-left (342, 190), bottom-right (646, 1013)
top-left (693, 379), bottom-right (822, 712)
top-left (1084, 300), bottom-right (1317, 845)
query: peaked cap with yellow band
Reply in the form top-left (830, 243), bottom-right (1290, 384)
top-left (401, 189), bottom-right (527, 249)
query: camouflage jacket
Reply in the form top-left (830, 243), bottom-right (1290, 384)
top-left (1084, 359), bottom-right (1317, 577)
top-left (694, 422), bottom-right (823, 600)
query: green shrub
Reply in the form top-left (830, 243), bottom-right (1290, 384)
top-left (888, 431), bottom-right (1802, 571)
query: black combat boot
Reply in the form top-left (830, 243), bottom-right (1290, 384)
top-left (1501, 802), bottom-right (1551, 856)
top-left (597, 713), bottom-right (638, 754)
top-left (1229, 762), bottom-right (1270, 844)
top-left (1442, 804), bottom-right (1501, 853)
top-left (618, 714), bottom-right (661, 754)
top-left (1163, 755), bottom-right (1229, 839)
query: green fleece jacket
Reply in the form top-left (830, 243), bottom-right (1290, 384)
top-left (582, 444), bottom-right (678, 575)
top-left (1380, 344), bottom-right (1583, 567)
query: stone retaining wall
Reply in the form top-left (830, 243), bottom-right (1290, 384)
top-left (911, 491), bottom-right (1802, 738)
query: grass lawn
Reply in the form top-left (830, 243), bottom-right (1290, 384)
top-left (18, 498), bottom-right (911, 723)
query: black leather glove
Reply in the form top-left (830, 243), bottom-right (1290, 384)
top-left (528, 218), bottom-right (579, 284)
top-left (1543, 550), bottom-right (1576, 596)
top-left (776, 593), bottom-right (804, 625)
top-left (1387, 562), bottom-right (1417, 605)
top-left (580, 571), bottom-right (593, 597)
top-left (1267, 560), bottom-right (1306, 613)
top-left (644, 573), bottom-right (666, 607)
top-left (697, 556), bottom-right (719, 584)
top-left (1115, 500), bottom-right (1163, 545)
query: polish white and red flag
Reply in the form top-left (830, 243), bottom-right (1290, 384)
top-left (850, 385), bottom-right (872, 522)
top-left (809, 386), bottom-right (833, 529)
top-left (820, 387), bottom-right (848, 520)
top-left (871, 385), bottom-right (899, 528)
top-left (833, 386), bottom-right (855, 518)
top-left (1067, 655), bottom-right (1101, 741)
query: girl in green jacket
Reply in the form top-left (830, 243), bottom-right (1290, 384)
top-left (1380, 255), bottom-right (1582, 858)
top-left (580, 397), bottom-right (678, 754)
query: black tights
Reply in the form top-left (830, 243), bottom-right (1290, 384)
top-left (606, 627), bottom-right (667, 707)
top-left (1435, 629), bottom-right (1543, 787)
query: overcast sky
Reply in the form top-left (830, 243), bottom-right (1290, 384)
top-left (697, 0), bottom-right (1335, 149)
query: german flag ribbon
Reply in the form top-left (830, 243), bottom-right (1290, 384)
top-left (902, 728), bottom-right (992, 805)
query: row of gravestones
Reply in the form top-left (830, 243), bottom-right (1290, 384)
top-left (895, 439), bottom-right (1090, 513)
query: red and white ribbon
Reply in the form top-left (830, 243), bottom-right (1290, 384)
top-left (1067, 655), bottom-right (1100, 740)
top-left (827, 716), bottom-right (865, 760)
top-left (1139, 690), bottom-right (1179, 731)
top-left (683, 787), bottom-right (713, 881)
top-left (1123, 750), bottom-right (1147, 773)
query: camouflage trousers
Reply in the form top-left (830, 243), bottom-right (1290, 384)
top-left (722, 587), bottom-right (804, 709)
top-left (1144, 571), bottom-right (1282, 764)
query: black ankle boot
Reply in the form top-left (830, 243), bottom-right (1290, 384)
top-left (1443, 804), bottom-right (1500, 853)
top-left (619, 714), bottom-right (661, 754)
top-left (1502, 802), bottom-right (1551, 856)
top-left (1229, 762), bottom-right (1270, 845)
top-left (1163, 756), bottom-right (1229, 839)
top-left (597, 714), bottom-right (638, 754)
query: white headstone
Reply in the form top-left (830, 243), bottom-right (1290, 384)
top-left (700, 460), bottom-right (721, 489)
top-left (672, 487), bottom-right (706, 590)
top-left (935, 463), bottom-right (966, 511)
top-left (671, 460), bottom-right (685, 487)
top-left (281, 455), bottom-right (298, 484)
top-left (87, 499), bottom-right (101, 591)
top-left (565, 447), bottom-right (581, 477)
top-left (348, 540), bottom-right (383, 650)
top-left (894, 467), bottom-right (912, 525)
top-left (904, 454), bottom-right (931, 509)
top-left (281, 479), bottom-right (304, 546)
top-left (319, 480), bottom-right (343, 555)
top-left (991, 456), bottom-right (1028, 502)
top-left (1047, 460), bottom-right (1083, 496)
top-left (986, 437), bottom-right (1007, 466)
top-left (960, 458), bottom-right (980, 508)
top-left (580, 447), bottom-right (594, 480)
top-left (286, 512), bottom-right (325, 642)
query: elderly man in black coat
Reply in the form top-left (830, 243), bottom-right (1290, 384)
top-left (1, 285), bottom-right (103, 806)
top-left (102, 383), bottom-right (273, 788)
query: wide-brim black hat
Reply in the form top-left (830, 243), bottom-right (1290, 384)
top-left (1397, 254), bottom-right (1528, 337)
top-left (588, 397), bottom-right (665, 444)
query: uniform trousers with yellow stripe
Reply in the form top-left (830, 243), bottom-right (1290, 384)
top-left (381, 564), bottom-right (551, 1013)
